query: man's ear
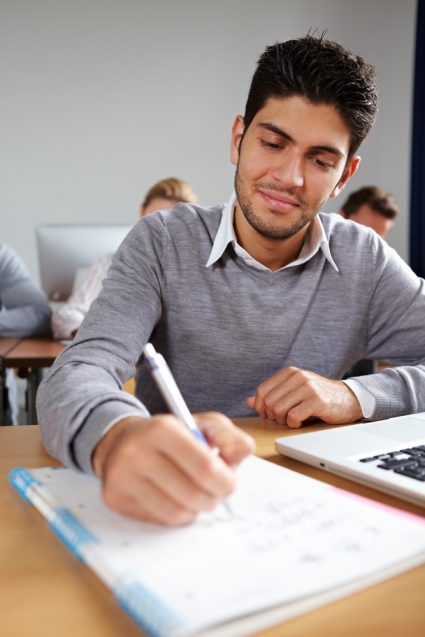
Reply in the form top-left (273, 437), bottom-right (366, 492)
top-left (330, 155), bottom-right (361, 198)
top-left (230, 115), bottom-right (245, 166)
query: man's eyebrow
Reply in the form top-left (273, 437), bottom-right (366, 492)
top-left (257, 122), bottom-right (345, 159)
top-left (258, 122), bottom-right (293, 142)
top-left (310, 144), bottom-right (345, 159)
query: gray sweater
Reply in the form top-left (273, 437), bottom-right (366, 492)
top-left (37, 204), bottom-right (425, 473)
top-left (0, 243), bottom-right (51, 424)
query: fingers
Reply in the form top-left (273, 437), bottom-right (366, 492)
top-left (286, 401), bottom-right (315, 428)
top-left (194, 412), bottom-right (256, 466)
top-left (97, 413), bottom-right (247, 525)
top-left (248, 367), bottom-right (303, 420)
top-left (102, 451), bottom-right (219, 526)
top-left (103, 478), bottom-right (199, 527)
top-left (248, 368), bottom-right (363, 427)
top-left (153, 418), bottom-right (237, 498)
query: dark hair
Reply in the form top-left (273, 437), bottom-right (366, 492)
top-left (341, 185), bottom-right (398, 220)
top-left (243, 35), bottom-right (378, 157)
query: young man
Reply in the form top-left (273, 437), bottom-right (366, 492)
top-left (37, 35), bottom-right (425, 525)
top-left (339, 185), bottom-right (398, 237)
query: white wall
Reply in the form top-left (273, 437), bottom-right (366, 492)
top-left (0, 0), bottom-right (416, 281)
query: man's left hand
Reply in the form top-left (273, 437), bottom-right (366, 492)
top-left (246, 367), bottom-right (363, 427)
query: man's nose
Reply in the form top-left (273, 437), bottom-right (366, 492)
top-left (271, 150), bottom-right (304, 189)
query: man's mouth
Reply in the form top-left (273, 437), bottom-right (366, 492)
top-left (257, 189), bottom-right (301, 211)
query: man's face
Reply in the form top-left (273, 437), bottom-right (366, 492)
top-left (349, 204), bottom-right (394, 238)
top-left (231, 95), bottom-right (359, 242)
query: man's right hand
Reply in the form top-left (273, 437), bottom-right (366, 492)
top-left (92, 413), bottom-right (255, 526)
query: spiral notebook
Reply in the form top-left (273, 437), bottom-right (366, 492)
top-left (9, 456), bottom-right (425, 637)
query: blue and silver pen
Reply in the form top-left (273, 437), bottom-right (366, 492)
top-left (143, 343), bottom-right (232, 513)
top-left (143, 343), bottom-right (208, 445)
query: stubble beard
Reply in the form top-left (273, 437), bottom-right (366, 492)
top-left (234, 169), bottom-right (323, 241)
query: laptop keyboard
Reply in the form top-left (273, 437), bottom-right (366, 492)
top-left (359, 445), bottom-right (425, 482)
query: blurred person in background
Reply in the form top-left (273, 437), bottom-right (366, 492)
top-left (340, 186), bottom-right (399, 377)
top-left (51, 177), bottom-right (197, 340)
top-left (0, 243), bottom-right (51, 423)
top-left (339, 185), bottom-right (398, 238)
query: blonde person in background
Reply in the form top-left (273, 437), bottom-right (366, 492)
top-left (339, 185), bottom-right (398, 238)
top-left (51, 177), bottom-right (197, 339)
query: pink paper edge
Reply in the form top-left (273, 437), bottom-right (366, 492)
top-left (329, 485), bottom-right (425, 525)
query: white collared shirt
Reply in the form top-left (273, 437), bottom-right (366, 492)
top-left (206, 193), bottom-right (339, 272)
top-left (206, 193), bottom-right (375, 419)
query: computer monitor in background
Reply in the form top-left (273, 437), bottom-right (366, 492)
top-left (36, 223), bottom-right (133, 301)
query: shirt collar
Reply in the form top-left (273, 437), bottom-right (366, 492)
top-left (206, 192), bottom-right (339, 272)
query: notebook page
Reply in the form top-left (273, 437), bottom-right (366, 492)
top-left (23, 457), bottom-right (425, 637)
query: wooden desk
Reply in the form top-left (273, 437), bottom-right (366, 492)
top-left (3, 338), bottom-right (65, 368)
top-left (0, 338), bottom-right (21, 357)
top-left (1, 420), bottom-right (424, 636)
top-left (2, 338), bottom-right (65, 424)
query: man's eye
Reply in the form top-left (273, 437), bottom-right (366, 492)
top-left (260, 139), bottom-right (282, 150)
top-left (314, 158), bottom-right (334, 169)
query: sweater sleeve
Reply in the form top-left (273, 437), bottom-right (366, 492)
top-left (37, 218), bottom-right (166, 472)
top-left (0, 244), bottom-right (51, 337)
top-left (348, 239), bottom-right (425, 420)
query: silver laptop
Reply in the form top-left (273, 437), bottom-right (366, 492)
top-left (276, 413), bottom-right (425, 507)
top-left (36, 223), bottom-right (133, 301)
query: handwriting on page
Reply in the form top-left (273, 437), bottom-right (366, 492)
top-left (41, 460), bottom-right (387, 566)
top-left (29, 459), bottom-right (425, 637)
top-left (196, 486), bottom-right (380, 561)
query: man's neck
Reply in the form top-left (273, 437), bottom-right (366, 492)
top-left (233, 205), bottom-right (311, 271)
